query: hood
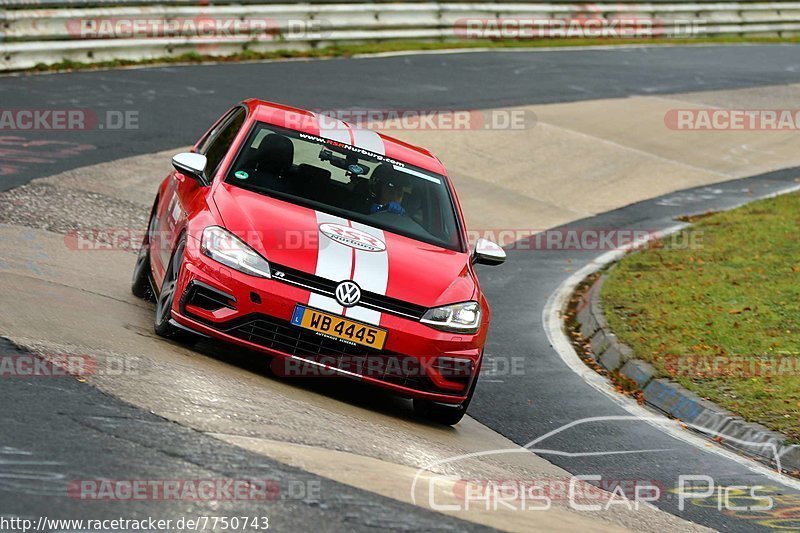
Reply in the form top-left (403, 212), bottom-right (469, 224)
top-left (212, 183), bottom-right (475, 308)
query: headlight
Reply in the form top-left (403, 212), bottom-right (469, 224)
top-left (421, 301), bottom-right (481, 334)
top-left (201, 226), bottom-right (271, 278)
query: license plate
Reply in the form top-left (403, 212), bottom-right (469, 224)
top-left (291, 305), bottom-right (387, 350)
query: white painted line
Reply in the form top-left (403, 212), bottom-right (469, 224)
top-left (542, 183), bottom-right (800, 492)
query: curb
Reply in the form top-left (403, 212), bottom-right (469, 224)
top-left (573, 272), bottom-right (800, 474)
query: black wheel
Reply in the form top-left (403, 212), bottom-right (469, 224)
top-left (413, 358), bottom-right (482, 426)
top-left (154, 236), bottom-right (198, 345)
top-left (131, 210), bottom-right (156, 301)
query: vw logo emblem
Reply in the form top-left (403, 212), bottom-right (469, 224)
top-left (335, 281), bottom-right (361, 307)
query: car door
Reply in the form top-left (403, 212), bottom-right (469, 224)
top-left (152, 107), bottom-right (247, 284)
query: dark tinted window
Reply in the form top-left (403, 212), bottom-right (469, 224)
top-left (225, 123), bottom-right (463, 252)
top-left (203, 108), bottom-right (246, 179)
top-left (197, 107), bottom-right (239, 152)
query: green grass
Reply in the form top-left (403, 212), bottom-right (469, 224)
top-left (21, 35), bottom-right (800, 73)
top-left (602, 192), bottom-right (800, 442)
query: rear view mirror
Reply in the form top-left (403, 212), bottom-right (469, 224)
top-left (472, 238), bottom-right (506, 266)
top-left (172, 153), bottom-right (208, 185)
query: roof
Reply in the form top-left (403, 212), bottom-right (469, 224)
top-left (244, 98), bottom-right (447, 176)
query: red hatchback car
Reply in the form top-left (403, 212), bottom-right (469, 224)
top-left (132, 99), bottom-right (505, 424)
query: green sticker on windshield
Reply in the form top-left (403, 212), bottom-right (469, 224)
top-left (234, 171), bottom-right (249, 180)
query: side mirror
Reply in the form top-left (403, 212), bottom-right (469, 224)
top-left (172, 153), bottom-right (209, 185)
top-left (472, 238), bottom-right (506, 266)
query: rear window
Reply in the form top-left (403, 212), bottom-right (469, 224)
top-left (224, 123), bottom-right (463, 252)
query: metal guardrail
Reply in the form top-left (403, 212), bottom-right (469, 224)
top-left (1, 2), bottom-right (799, 70)
top-left (4, 0), bottom-right (796, 6)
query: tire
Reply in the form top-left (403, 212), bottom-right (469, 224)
top-left (131, 210), bottom-right (156, 301)
top-left (154, 235), bottom-right (198, 345)
top-left (413, 358), bottom-right (482, 426)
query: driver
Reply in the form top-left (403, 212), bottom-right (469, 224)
top-left (369, 164), bottom-right (406, 216)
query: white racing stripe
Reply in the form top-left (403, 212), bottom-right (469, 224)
top-left (309, 212), bottom-right (352, 315)
top-left (351, 126), bottom-right (389, 325)
top-left (316, 116), bottom-right (351, 144)
top-left (350, 127), bottom-right (385, 155)
top-left (345, 222), bottom-right (388, 326)
top-left (316, 114), bottom-right (386, 157)
top-left (309, 121), bottom-right (389, 326)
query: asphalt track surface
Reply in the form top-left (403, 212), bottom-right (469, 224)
top-left (0, 336), bottom-right (488, 531)
top-left (2, 45), bottom-right (800, 531)
top-left (3, 44), bottom-right (800, 191)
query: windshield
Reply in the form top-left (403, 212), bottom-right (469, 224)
top-left (224, 122), bottom-right (463, 251)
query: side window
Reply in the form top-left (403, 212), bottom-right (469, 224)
top-left (202, 108), bottom-right (247, 179)
top-left (197, 108), bottom-right (237, 153)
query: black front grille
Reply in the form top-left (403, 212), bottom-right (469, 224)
top-left (270, 264), bottom-right (427, 320)
top-left (216, 313), bottom-right (451, 394)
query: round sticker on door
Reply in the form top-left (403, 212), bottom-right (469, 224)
top-left (234, 171), bottom-right (249, 180)
top-left (319, 223), bottom-right (386, 252)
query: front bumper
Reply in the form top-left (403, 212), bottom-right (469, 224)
top-left (170, 237), bottom-right (485, 404)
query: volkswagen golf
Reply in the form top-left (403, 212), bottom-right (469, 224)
top-left (132, 99), bottom-right (506, 424)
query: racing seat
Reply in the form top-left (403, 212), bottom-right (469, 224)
top-left (241, 134), bottom-right (294, 191)
top-left (286, 164), bottom-right (332, 203)
top-left (350, 176), bottom-right (371, 213)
